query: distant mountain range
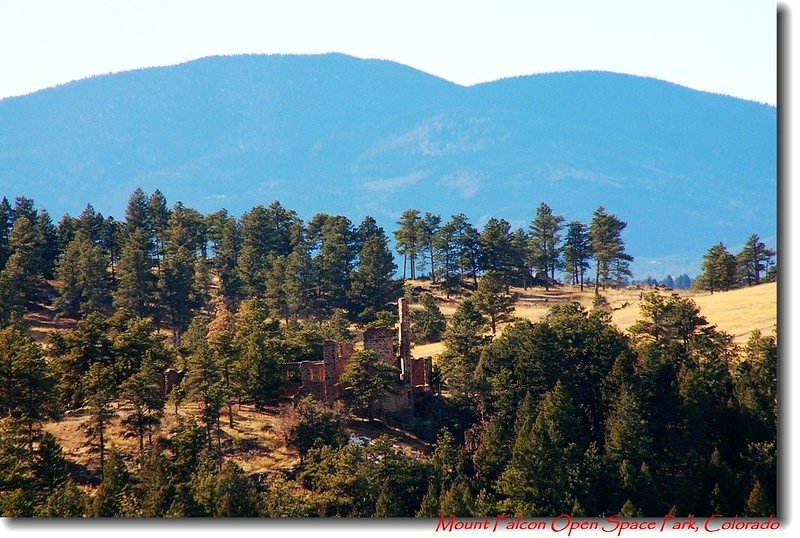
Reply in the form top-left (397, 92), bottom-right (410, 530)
top-left (0, 53), bottom-right (776, 278)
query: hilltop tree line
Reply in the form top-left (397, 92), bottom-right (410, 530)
top-left (0, 190), bottom-right (777, 517)
top-left (394, 202), bottom-right (632, 295)
top-left (695, 236), bottom-right (776, 294)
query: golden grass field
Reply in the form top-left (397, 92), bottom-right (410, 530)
top-left (411, 281), bottom-right (777, 358)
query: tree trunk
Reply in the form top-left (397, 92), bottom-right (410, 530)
top-left (594, 260), bottom-right (600, 295)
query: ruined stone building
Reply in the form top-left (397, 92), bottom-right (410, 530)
top-left (282, 298), bottom-right (433, 416)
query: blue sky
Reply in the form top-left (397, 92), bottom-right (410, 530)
top-left (0, 0), bottom-right (776, 104)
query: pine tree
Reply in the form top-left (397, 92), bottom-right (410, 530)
top-left (124, 188), bottom-right (152, 239)
top-left (434, 217), bottom-right (462, 297)
top-left (113, 227), bottom-right (155, 318)
top-left (0, 328), bottom-right (60, 452)
top-left (337, 350), bottom-right (399, 422)
top-left (39, 479), bottom-right (87, 517)
top-left (478, 218), bottom-right (514, 284)
top-left (411, 292), bottom-right (446, 344)
top-left (84, 362), bottom-right (117, 471)
top-left (233, 299), bottom-right (284, 408)
top-left (158, 245), bottom-right (196, 343)
top-left (207, 300), bottom-right (237, 428)
top-left (4, 214), bottom-right (45, 304)
top-left (473, 270), bottom-right (517, 335)
top-left (348, 234), bottom-right (401, 322)
top-left (208, 210), bottom-right (242, 306)
top-left (394, 209), bottom-right (422, 280)
top-left (36, 208), bottom-right (59, 279)
top-left (55, 234), bottom-right (109, 317)
top-left (497, 383), bottom-right (587, 516)
top-left (120, 359), bottom-right (165, 458)
top-left (148, 189), bottom-right (170, 264)
top-left (563, 220), bottom-right (592, 290)
top-left (529, 202), bottom-right (565, 289)
top-left (213, 461), bottom-right (261, 516)
top-left (438, 299), bottom-right (490, 403)
top-left (419, 212), bottom-right (442, 281)
top-left (589, 206), bottom-right (632, 294)
top-left (32, 432), bottom-right (71, 500)
top-left (695, 242), bottom-right (736, 294)
top-left (0, 197), bottom-right (12, 269)
top-left (310, 214), bottom-right (357, 316)
top-left (186, 343), bottom-right (225, 456)
top-left (90, 448), bottom-right (133, 517)
top-left (736, 234), bottom-right (775, 286)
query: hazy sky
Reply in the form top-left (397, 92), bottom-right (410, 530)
top-left (0, 0), bottom-right (776, 104)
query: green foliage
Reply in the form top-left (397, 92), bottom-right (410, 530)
top-left (0, 327), bottom-right (61, 449)
top-left (55, 234), bottom-right (109, 317)
top-left (563, 220), bottom-right (592, 290)
top-left (695, 242), bottom-right (736, 294)
top-left (348, 233), bottom-right (402, 323)
top-left (337, 350), bottom-right (399, 422)
top-left (473, 270), bottom-right (517, 334)
top-left (736, 234), bottom-right (775, 287)
top-left (411, 292), bottom-right (446, 344)
top-left (120, 359), bottom-right (165, 456)
top-left (39, 479), bottom-right (87, 517)
top-left (439, 299), bottom-right (490, 404)
top-left (213, 460), bottom-right (261, 516)
top-left (113, 227), bottom-right (155, 318)
top-left (90, 448), bottom-right (135, 517)
top-left (589, 206), bottom-right (632, 293)
top-left (262, 475), bottom-right (312, 517)
top-left (394, 208), bottom-right (422, 280)
top-left (478, 218), bottom-right (514, 283)
top-left (84, 362), bottom-right (118, 471)
top-left (529, 202), bottom-right (565, 286)
top-left (300, 436), bottom-right (431, 517)
top-left (497, 383), bottom-right (587, 516)
top-left (285, 396), bottom-right (347, 462)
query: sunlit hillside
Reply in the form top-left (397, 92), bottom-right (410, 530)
top-left (410, 281), bottom-right (777, 358)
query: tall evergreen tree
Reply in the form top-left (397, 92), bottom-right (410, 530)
top-left (418, 212), bottom-right (442, 281)
top-left (148, 189), bottom-right (170, 264)
top-left (125, 187), bottom-right (152, 238)
top-left (0, 327), bottom-right (60, 452)
top-left (348, 234), bottom-right (401, 323)
top-left (473, 271), bottom-right (517, 335)
top-left (338, 350), bottom-right (399, 422)
top-left (158, 245), bottom-right (196, 343)
top-left (529, 202), bottom-right (565, 289)
top-left (478, 218), bottom-right (514, 284)
top-left (120, 359), bottom-right (166, 458)
top-left (438, 299), bottom-right (490, 403)
top-left (497, 382), bottom-right (587, 516)
top-left (563, 220), bottom-right (592, 291)
top-left (4, 214), bottom-right (45, 304)
top-left (55, 234), bottom-right (109, 317)
top-left (394, 209), bottom-right (422, 280)
top-left (736, 234), bottom-right (775, 286)
top-left (589, 206), bottom-right (632, 294)
top-left (0, 197), bottom-right (12, 269)
top-left (695, 242), bottom-right (736, 294)
top-left (113, 227), bottom-right (155, 318)
top-left (84, 362), bottom-right (117, 472)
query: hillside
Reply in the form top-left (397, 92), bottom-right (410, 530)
top-left (410, 281), bottom-right (777, 358)
top-left (0, 54), bottom-right (776, 278)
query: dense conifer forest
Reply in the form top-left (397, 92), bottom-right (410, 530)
top-left (0, 190), bottom-right (776, 517)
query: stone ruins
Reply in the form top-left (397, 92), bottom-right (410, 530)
top-left (282, 298), bottom-right (433, 416)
